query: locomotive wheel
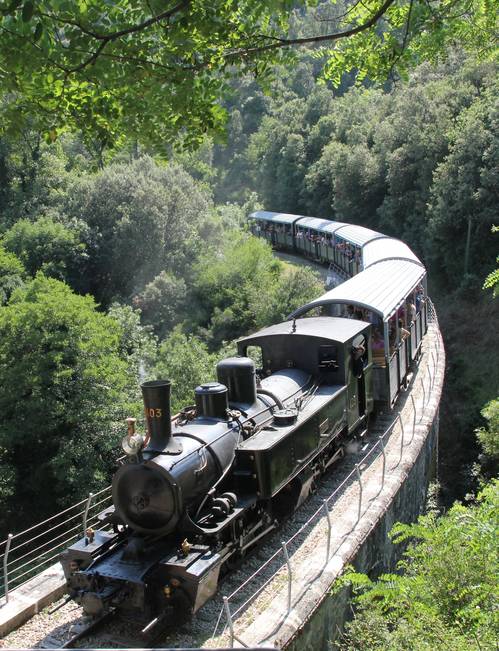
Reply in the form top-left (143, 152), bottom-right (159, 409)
top-left (220, 492), bottom-right (237, 508)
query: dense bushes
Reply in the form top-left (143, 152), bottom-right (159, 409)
top-left (338, 481), bottom-right (499, 650)
top-left (0, 275), bottom-right (130, 525)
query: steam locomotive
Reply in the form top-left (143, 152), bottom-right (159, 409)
top-left (60, 316), bottom-right (373, 629)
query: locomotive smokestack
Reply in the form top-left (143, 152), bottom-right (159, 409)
top-left (141, 380), bottom-right (182, 454)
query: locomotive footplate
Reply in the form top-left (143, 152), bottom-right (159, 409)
top-left (60, 529), bottom-right (120, 578)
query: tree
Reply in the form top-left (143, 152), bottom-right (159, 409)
top-left (0, 0), bottom-right (496, 147)
top-left (0, 132), bottom-right (89, 229)
top-left (62, 156), bottom-right (212, 304)
top-left (154, 327), bottom-right (217, 414)
top-left (428, 83), bottom-right (498, 286)
top-left (133, 271), bottom-right (187, 339)
top-left (191, 233), bottom-right (282, 348)
top-left (476, 399), bottom-right (499, 463)
top-left (0, 244), bottom-right (25, 305)
top-left (252, 264), bottom-right (324, 328)
top-left (2, 216), bottom-right (88, 288)
top-left (0, 274), bottom-right (130, 522)
top-left (338, 481), bottom-right (499, 651)
top-left (107, 302), bottom-right (158, 394)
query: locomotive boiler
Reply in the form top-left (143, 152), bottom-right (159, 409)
top-left (60, 316), bottom-right (373, 628)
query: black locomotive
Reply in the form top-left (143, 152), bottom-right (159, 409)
top-left (60, 316), bottom-right (373, 628)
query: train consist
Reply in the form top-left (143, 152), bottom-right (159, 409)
top-left (60, 212), bottom-right (428, 630)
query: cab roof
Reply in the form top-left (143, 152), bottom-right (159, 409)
top-left (237, 316), bottom-right (369, 347)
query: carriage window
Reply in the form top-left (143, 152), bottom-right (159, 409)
top-left (318, 345), bottom-right (338, 370)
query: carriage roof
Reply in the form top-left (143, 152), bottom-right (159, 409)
top-left (289, 259), bottom-right (426, 321)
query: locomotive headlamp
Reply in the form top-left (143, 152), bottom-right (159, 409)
top-left (121, 432), bottom-right (145, 456)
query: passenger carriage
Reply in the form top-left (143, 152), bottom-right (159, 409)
top-left (288, 260), bottom-right (428, 407)
top-left (249, 210), bottom-right (428, 407)
top-left (248, 211), bottom-right (301, 249)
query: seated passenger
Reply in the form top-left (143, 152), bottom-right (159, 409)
top-left (345, 305), bottom-right (355, 319)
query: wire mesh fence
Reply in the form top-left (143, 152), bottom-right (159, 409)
top-left (0, 485), bottom-right (113, 603)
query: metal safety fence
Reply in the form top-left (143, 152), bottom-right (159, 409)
top-left (0, 485), bottom-right (113, 604)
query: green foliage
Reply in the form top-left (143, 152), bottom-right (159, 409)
top-left (338, 481), bottom-right (499, 650)
top-left (0, 274), bottom-right (129, 521)
top-left (428, 82), bottom-right (498, 282)
top-left (320, 0), bottom-right (498, 88)
top-left (484, 268), bottom-right (499, 297)
top-left (476, 399), bottom-right (499, 461)
top-left (252, 263), bottom-right (324, 328)
top-left (190, 232), bottom-right (323, 348)
top-left (107, 303), bottom-right (158, 399)
top-left (2, 216), bottom-right (87, 285)
top-left (0, 1), bottom-right (496, 146)
top-left (0, 244), bottom-right (25, 304)
top-left (0, 134), bottom-right (91, 228)
top-left (63, 156), bottom-right (212, 304)
top-left (192, 233), bottom-right (281, 347)
top-left (483, 226), bottom-right (499, 298)
top-left (154, 327), bottom-right (217, 414)
top-left (0, 0), bottom-right (301, 147)
top-left (133, 272), bottom-right (187, 340)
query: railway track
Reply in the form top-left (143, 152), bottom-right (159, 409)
top-left (40, 610), bottom-right (165, 649)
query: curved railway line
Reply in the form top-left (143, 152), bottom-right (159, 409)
top-left (1, 214), bottom-right (445, 649)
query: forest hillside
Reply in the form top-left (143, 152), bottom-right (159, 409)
top-left (0, 53), bottom-right (497, 531)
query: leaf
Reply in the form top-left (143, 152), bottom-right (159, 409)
top-left (21, 0), bottom-right (34, 22)
top-left (7, 0), bottom-right (23, 13)
top-left (33, 21), bottom-right (43, 41)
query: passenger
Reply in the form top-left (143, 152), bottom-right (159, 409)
top-left (407, 301), bottom-right (416, 323)
top-left (399, 319), bottom-right (410, 340)
top-left (415, 284), bottom-right (424, 312)
top-left (345, 305), bottom-right (355, 319)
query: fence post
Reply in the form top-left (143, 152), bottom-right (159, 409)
top-left (355, 464), bottom-right (362, 522)
top-left (281, 541), bottom-right (292, 613)
top-left (3, 534), bottom-right (13, 604)
top-left (223, 596), bottom-right (234, 648)
top-left (379, 436), bottom-right (386, 487)
top-left (398, 413), bottom-right (405, 464)
top-left (323, 500), bottom-right (332, 562)
top-left (420, 378), bottom-right (426, 420)
top-left (83, 492), bottom-right (94, 540)
top-left (411, 394), bottom-right (417, 443)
